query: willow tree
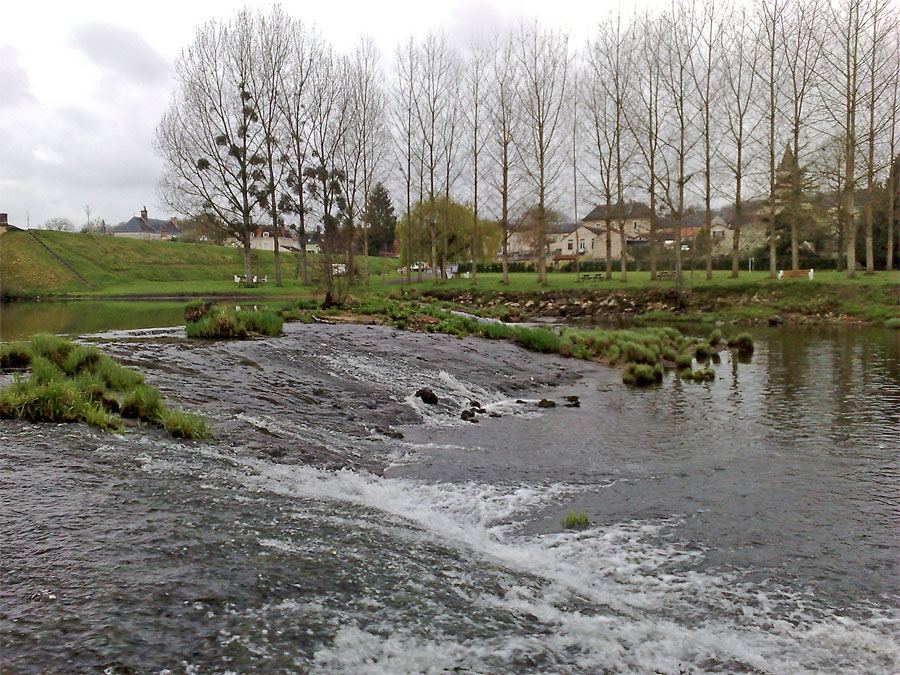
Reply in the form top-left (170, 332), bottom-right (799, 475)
top-left (156, 13), bottom-right (266, 287)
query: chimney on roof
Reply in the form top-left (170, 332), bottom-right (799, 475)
top-left (140, 206), bottom-right (148, 221)
top-left (0, 213), bottom-right (7, 226)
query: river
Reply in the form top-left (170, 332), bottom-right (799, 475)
top-left (1, 316), bottom-right (898, 673)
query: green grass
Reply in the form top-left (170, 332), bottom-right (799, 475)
top-left (562, 511), bottom-right (591, 529)
top-left (0, 334), bottom-right (208, 438)
top-left (1, 229), bottom-right (401, 298)
top-left (185, 306), bottom-right (283, 339)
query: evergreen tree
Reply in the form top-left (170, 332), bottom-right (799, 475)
top-left (364, 183), bottom-right (398, 256)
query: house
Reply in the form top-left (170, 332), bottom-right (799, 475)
top-left (582, 202), bottom-right (653, 239)
top-left (247, 226), bottom-right (296, 252)
top-left (114, 207), bottom-right (179, 239)
top-left (0, 213), bottom-right (19, 234)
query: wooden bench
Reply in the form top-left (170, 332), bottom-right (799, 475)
top-left (778, 268), bottom-right (814, 280)
top-left (656, 270), bottom-right (676, 279)
top-left (581, 273), bottom-right (605, 281)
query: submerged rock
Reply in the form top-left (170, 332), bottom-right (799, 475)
top-left (415, 387), bottom-right (439, 405)
top-left (537, 398), bottom-right (556, 408)
top-left (563, 395), bottom-right (580, 408)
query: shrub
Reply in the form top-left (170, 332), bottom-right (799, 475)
top-left (293, 298), bottom-right (323, 310)
top-left (28, 356), bottom-right (65, 385)
top-left (0, 342), bottom-right (31, 370)
top-left (683, 368), bottom-right (715, 383)
top-left (622, 362), bottom-right (663, 386)
top-left (239, 310), bottom-right (283, 337)
top-left (156, 407), bottom-right (210, 439)
top-left (621, 341), bottom-right (658, 365)
top-left (121, 384), bottom-right (164, 421)
top-left (885, 317), bottom-right (900, 329)
top-left (29, 334), bottom-right (74, 368)
top-left (184, 301), bottom-right (212, 323)
top-left (95, 356), bottom-right (144, 390)
top-left (675, 352), bottom-right (694, 369)
top-left (562, 511), bottom-right (590, 530)
top-left (0, 379), bottom-right (83, 423)
top-left (727, 333), bottom-right (755, 352)
top-left (694, 342), bottom-right (712, 362)
top-left (679, 367), bottom-right (694, 379)
top-left (607, 344), bottom-right (620, 365)
top-left (484, 322), bottom-right (515, 340)
top-left (661, 347), bottom-right (680, 363)
top-left (514, 327), bottom-right (561, 353)
top-left (709, 328), bottom-right (723, 346)
top-left (62, 344), bottom-right (102, 375)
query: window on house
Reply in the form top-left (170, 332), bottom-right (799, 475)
top-left (579, 240), bottom-right (586, 252)
top-left (568, 241), bottom-right (573, 250)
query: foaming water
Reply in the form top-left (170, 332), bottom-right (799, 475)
top-left (2, 323), bottom-right (898, 673)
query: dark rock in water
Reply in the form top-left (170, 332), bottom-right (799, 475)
top-left (516, 399), bottom-right (526, 404)
top-left (768, 315), bottom-right (783, 326)
top-left (415, 387), bottom-right (439, 405)
top-left (467, 417), bottom-right (480, 423)
top-left (563, 395), bottom-right (580, 408)
top-left (469, 399), bottom-right (482, 408)
top-left (461, 409), bottom-right (474, 421)
top-left (489, 412), bottom-right (501, 418)
top-left (475, 407), bottom-right (487, 414)
top-left (537, 398), bottom-right (556, 408)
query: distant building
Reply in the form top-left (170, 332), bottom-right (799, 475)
top-left (114, 207), bottom-right (179, 239)
top-left (0, 212), bottom-right (18, 234)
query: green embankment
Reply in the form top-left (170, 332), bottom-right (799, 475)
top-left (0, 230), bottom-right (398, 298)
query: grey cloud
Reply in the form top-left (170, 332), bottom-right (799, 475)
top-left (0, 46), bottom-right (34, 105)
top-left (70, 21), bottom-right (170, 84)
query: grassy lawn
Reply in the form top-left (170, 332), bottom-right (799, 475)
top-left (0, 229), bottom-right (401, 297)
top-left (2, 229), bottom-right (896, 325)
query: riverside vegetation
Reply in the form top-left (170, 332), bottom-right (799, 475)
top-left (266, 296), bottom-right (755, 387)
top-left (0, 335), bottom-right (209, 438)
top-left (183, 302), bottom-right (283, 339)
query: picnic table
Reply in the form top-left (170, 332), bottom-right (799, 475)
top-left (656, 270), bottom-right (676, 279)
top-left (233, 274), bottom-right (268, 286)
top-left (580, 273), bottom-right (605, 281)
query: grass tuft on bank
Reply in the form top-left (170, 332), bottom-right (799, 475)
top-left (0, 334), bottom-right (209, 438)
top-left (184, 304), bottom-right (283, 339)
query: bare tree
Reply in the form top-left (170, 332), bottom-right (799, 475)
top-left (859, 1), bottom-right (896, 273)
top-left (45, 217), bottom-right (74, 231)
top-left (657, 0), bottom-right (701, 284)
top-left (625, 12), bottom-right (664, 279)
top-left (249, 6), bottom-right (291, 287)
top-left (885, 27), bottom-right (900, 271)
top-left (721, 4), bottom-right (762, 278)
top-left (821, 0), bottom-right (872, 277)
top-left (690, 0), bottom-right (725, 281)
top-left (586, 15), bottom-right (630, 281)
top-left (415, 31), bottom-right (456, 281)
top-left (464, 39), bottom-right (489, 285)
top-left (156, 14), bottom-right (266, 286)
top-left (279, 20), bottom-right (321, 285)
top-left (486, 31), bottom-right (521, 285)
top-left (516, 20), bottom-right (570, 285)
top-left (304, 46), bottom-right (350, 304)
top-left (393, 37), bottom-right (418, 284)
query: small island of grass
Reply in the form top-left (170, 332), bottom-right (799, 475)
top-left (0, 334), bottom-right (209, 438)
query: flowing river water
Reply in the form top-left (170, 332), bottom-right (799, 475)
top-left (1, 318), bottom-right (898, 673)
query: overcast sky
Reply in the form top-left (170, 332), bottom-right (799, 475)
top-left (0, 0), bottom-right (657, 229)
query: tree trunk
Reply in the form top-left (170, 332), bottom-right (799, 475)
top-left (242, 237), bottom-right (254, 289)
top-left (791, 221), bottom-right (799, 270)
top-left (274, 236), bottom-right (282, 286)
top-left (619, 223), bottom-right (627, 282)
